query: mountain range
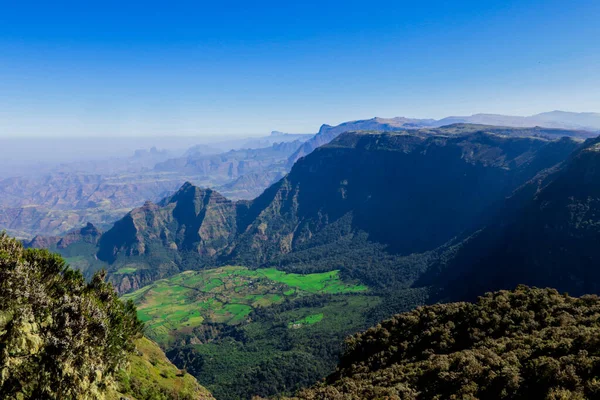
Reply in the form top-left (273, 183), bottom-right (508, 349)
top-left (16, 112), bottom-right (600, 399)
top-left (4, 111), bottom-right (598, 241)
top-left (0, 133), bottom-right (312, 239)
top-left (28, 121), bottom-right (600, 399)
top-left (59, 125), bottom-right (577, 291)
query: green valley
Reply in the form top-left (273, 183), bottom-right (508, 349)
top-left (122, 266), bottom-right (377, 399)
top-left (122, 266), bottom-right (366, 345)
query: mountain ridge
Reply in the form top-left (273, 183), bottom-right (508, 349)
top-left (286, 111), bottom-right (598, 166)
top-left (53, 124), bottom-right (585, 295)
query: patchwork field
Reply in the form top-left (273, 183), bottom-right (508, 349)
top-left (121, 266), bottom-right (367, 344)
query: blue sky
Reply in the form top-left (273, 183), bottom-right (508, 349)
top-left (0, 0), bottom-right (599, 137)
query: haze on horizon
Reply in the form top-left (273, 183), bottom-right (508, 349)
top-left (1, 0), bottom-right (599, 138)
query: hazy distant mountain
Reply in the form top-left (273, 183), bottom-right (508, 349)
top-left (0, 134), bottom-right (313, 238)
top-left (185, 132), bottom-right (313, 155)
top-left (155, 140), bottom-right (307, 199)
top-left (439, 111), bottom-right (600, 131)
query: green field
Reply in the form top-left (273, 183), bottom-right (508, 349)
top-left (122, 266), bottom-right (367, 344)
top-left (289, 313), bottom-right (324, 328)
top-left (115, 267), bottom-right (137, 274)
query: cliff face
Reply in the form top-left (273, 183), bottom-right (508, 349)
top-left (285, 117), bottom-right (593, 167)
top-left (98, 183), bottom-right (238, 263)
top-left (431, 136), bottom-right (600, 300)
top-left (231, 130), bottom-right (580, 265)
top-left (28, 222), bottom-right (101, 250)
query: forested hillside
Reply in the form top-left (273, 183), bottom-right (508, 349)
top-left (295, 286), bottom-right (600, 400)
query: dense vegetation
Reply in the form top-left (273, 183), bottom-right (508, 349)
top-left (295, 286), bottom-right (600, 400)
top-left (0, 233), bottom-right (211, 399)
top-left (0, 232), bottom-right (142, 398)
top-left (169, 293), bottom-right (380, 399)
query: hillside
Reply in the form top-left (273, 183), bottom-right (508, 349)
top-left (294, 286), bottom-right (600, 400)
top-left (114, 337), bottom-right (214, 400)
top-left (0, 233), bottom-right (212, 399)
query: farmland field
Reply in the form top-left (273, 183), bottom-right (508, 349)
top-left (122, 266), bottom-right (367, 344)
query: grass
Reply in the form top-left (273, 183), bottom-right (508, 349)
top-left (257, 268), bottom-right (368, 293)
top-left (109, 337), bottom-right (212, 400)
top-left (289, 313), bottom-right (324, 328)
top-left (115, 267), bottom-right (137, 275)
top-left (122, 266), bottom-right (367, 345)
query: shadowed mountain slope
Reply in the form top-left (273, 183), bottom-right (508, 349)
top-left (427, 135), bottom-right (600, 301)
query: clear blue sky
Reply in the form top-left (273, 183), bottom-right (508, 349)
top-left (1, 0), bottom-right (599, 137)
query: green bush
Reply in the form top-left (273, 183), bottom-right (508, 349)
top-left (0, 233), bottom-right (143, 399)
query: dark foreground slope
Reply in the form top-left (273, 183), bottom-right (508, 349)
top-left (295, 286), bottom-right (600, 400)
top-left (0, 233), bottom-right (212, 400)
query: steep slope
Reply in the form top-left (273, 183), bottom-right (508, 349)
top-left (96, 183), bottom-right (239, 291)
top-left (429, 135), bottom-right (600, 301)
top-left (294, 286), bottom-right (600, 400)
top-left (114, 337), bottom-right (213, 400)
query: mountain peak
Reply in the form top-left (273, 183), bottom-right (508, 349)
top-left (181, 181), bottom-right (195, 190)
